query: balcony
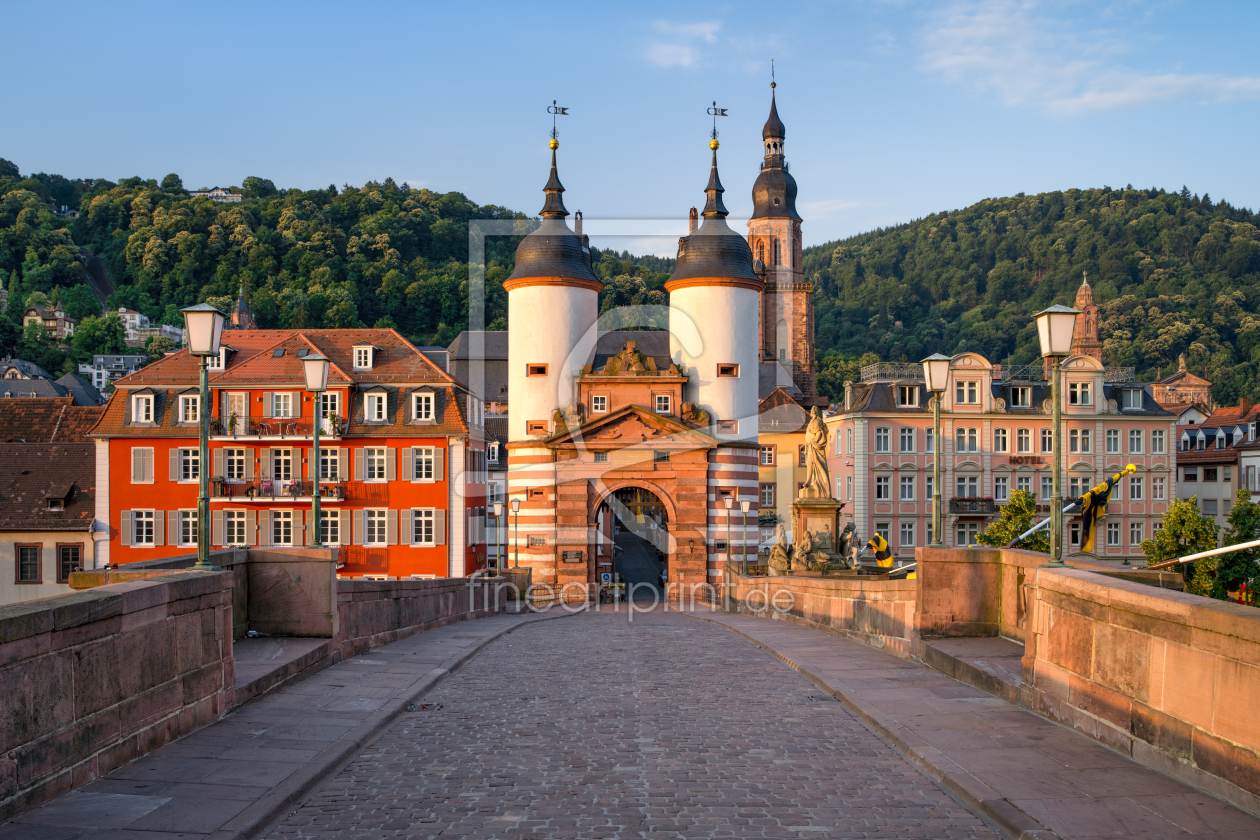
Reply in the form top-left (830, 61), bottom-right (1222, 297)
top-left (210, 478), bottom-right (347, 502)
top-left (949, 498), bottom-right (997, 514)
top-left (208, 415), bottom-right (342, 441)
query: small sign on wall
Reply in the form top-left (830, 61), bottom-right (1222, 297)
top-left (562, 550), bottom-right (584, 563)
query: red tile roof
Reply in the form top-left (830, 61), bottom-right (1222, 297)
top-left (0, 443), bottom-right (95, 531)
top-left (0, 397), bottom-right (105, 442)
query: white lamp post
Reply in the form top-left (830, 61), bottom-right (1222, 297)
top-left (739, 498), bottom-right (751, 575)
top-left (180, 304), bottom-right (226, 572)
top-left (724, 495), bottom-right (734, 572)
top-left (510, 498), bottom-right (521, 567)
top-left (1034, 304), bottom-right (1081, 567)
top-left (921, 353), bottom-right (951, 547)
top-left (301, 353), bottom-right (331, 547)
top-left (493, 501), bottom-right (504, 571)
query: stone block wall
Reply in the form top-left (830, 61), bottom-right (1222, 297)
top-left (338, 576), bottom-right (505, 658)
top-left (0, 571), bottom-right (233, 820)
top-left (728, 572), bottom-right (916, 656)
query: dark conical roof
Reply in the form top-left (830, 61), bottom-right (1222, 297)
top-left (506, 145), bottom-right (599, 285)
top-left (670, 146), bottom-right (760, 284)
top-left (762, 90), bottom-right (785, 140)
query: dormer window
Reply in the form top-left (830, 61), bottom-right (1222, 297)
top-left (1010, 387), bottom-right (1031, 407)
top-left (413, 391), bottom-right (434, 421)
top-left (896, 386), bottom-right (919, 407)
top-left (1069, 382), bottom-right (1091, 405)
top-left (1121, 389), bottom-right (1142, 409)
top-left (179, 395), bottom-right (199, 423)
top-left (132, 394), bottom-right (153, 423)
top-left (366, 392), bottom-right (387, 422)
top-left (47, 498), bottom-right (64, 511)
top-left (954, 381), bottom-right (978, 404)
top-left (354, 346), bottom-right (374, 370)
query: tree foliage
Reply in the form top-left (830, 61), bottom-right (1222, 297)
top-left (1217, 488), bottom-right (1260, 598)
top-left (1140, 496), bottom-right (1220, 596)
top-left (976, 489), bottom-right (1049, 553)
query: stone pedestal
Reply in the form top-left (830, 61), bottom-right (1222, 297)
top-left (792, 497), bottom-right (844, 551)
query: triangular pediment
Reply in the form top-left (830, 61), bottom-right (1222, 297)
top-left (546, 404), bottom-right (717, 449)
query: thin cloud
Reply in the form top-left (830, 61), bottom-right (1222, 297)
top-left (644, 19), bottom-right (720, 69)
top-left (920, 0), bottom-right (1260, 115)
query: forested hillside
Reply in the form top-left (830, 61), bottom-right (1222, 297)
top-left (808, 186), bottom-right (1260, 404)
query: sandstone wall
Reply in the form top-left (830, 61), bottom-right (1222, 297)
top-left (338, 576), bottom-right (505, 658)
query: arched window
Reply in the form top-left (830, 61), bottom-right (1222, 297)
top-left (773, 239), bottom-right (782, 265)
top-left (757, 241), bottom-right (764, 262)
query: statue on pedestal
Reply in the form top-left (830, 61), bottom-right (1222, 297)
top-left (768, 524), bottom-right (792, 574)
top-left (800, 407), bottom-right (831, 499)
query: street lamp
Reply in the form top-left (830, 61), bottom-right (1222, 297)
top-left (740, 498), bottom-right (751, 575)
top-left (724, 495), bottom-right (734, 574)
top-left (921, 353), bottom-right (951, 547)
top-left (1034, 304), bottom-right (1081, 567)
top-left (301, 353), bottom-right (330, 547)
top-left (510, 498), bottom-right (521, 568)
top-left (493, 501), bottom-right (504, 571)
top-left (180, 303), bottom-right (225, 572)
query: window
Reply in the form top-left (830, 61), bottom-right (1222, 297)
top-left (365, 448), bottom-right (387, 481)
top-left (1204, 467), bottom-right (1218, 482)
top-left (899, 428), bottom-right (915, 452)
top-left (1017, 476), bottom-right (1031, 494)
top-left (321, 510), bottom-right (340, 545)
top-left (132, 395), bottom-right (153, 423)
top-left (774, 239), bottom-right (782, 265)
top-left (956, 476), bottom-right (978, 497)
top-left (994, 476), bottom-right (1009, 501)
top-left (363, 510), bottom-right (386, 544)
top-left (527, 421), bottom-right (548, 435)
top-left (875, 475), bottom-right (890, 500)
top-left (925, 428), bottom-right (933, 454)
top-left (897, 386), bottom-right (918, 407)
top-left (954, 427), bottom-right (978, 453)
top-left (225, 511), bottom-right (247, 545)
top-left (412, 392), bottom-right (434, 421)
top-left (847, 428), bottom-right (854, 454)
top-left (180, 395), bottom-right (199, 423)
top-left (717, 420), bottom-right (738, 434)
top-left (316, 448), bottom-right (339, 481)
top-left (366, 393), bottom-right (386, 422)
top-left (900, 522), bottom-right (915, 548)
top-left (133, 511), bottom-right (155, 545)
top-left (760, 446), bottom-right (775, 465)
top-left (1011, 387), bottom-right (1031, 407)
top-left (173, 448), bottom-right (197, 481)
top-left (594, 451), bottom-right (608, 464)
top-left (956, 522), bottom-right (979, 547)
top-left (1041, 476), bottom-right (1053, 500)
top-left (412, 509), bottom-right (435, 544)
top-left (1077, 429), bottom-right (1092, 453)
top-left (1204, 499), bottom-right (1218, 516)
top-left (528, 535), bottom-right (545, 547)
top-left (591, 395), bottom-right (607, 414)
top-left (1183, 468), bottom-right (1197, 482)
top-left (1070, 523), bottom-right (1081, 546)
top-left (526, 364), bottom-right (548, 377)
top-left (272, 392), bottom-right (292, 418)
top-left (57, 544), bottom-right (80, 583)
top-left (1017, 429), bottom-right (1031, 453)
top-left (404, 446), bottom-right (432, 481)
top-left (1069, 382), bottom-right (1091, 405)
top-left (354, 347), bottom-right (372, 369)
top-left (846, 475), bottom-right (853, 500)
top-left (1129, 476), bottom-right (1143, 501)
top-left (760, 483), bottom-right (775, 507)
top-left (1225, 466), bottom-right (1232, 482)
top-left (717, 364), bottom-right (739, 377)
top-left (926, 475), bottom-right (934, 499)
top-left (179, 510), bottom-right (198, 545)
top-left (796, 445), bottom-right (807, 467)
top-left (1152, 476), bottom-right (1166, 500)
top-left (1197, 436), bottom-right (1206, 451)
top-left (900, 475), bottom-right (915, 501)
top-left (875, 522), bottom-right (890, 543)
top-left (875, 427), bottom-right (890, 452)
top-left (1041, 428), bottom-right (1053, 453)
top-left (16, 545), bottom-right (40, 582)
top-left (1105, 429), bottom-right (1120, 454)
top-left (654, 451), bottom-right (670, 463)
top-left (321, 391), bottom-right (341, 422)
top-left (1107, 522), bottom-right (1120, 546)
top-left (272, 511), bottom-right (293, 546)
top-left (1070, 477), bottom-right (1082, 498)
top-left (225, 448), bottom-right (246, 481)
top-left (488, 442), bottom-right (499, 464)
top-left (955, 380), bottom-right (978, 404)
top-left (655, 394), bottom-right (672, 414)
top-left (1122, 389), bottom-right (1143, 409)
top-left (272, 448), bottom-right (292, 481)
top-left (1130, 523), bottom-right (1144, 545)
top-left (994, 429), bottom-right (1008, 453)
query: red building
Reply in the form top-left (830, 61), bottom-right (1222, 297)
top-left (89, 328), bottom-right (489, 578)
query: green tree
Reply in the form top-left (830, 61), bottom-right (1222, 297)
top-left (1141, 496), bottom-right (1220, 595)
top-left (145, 335), bottom-right (177, 361)
top-left (160, 173), bottom-right (184, 192)
top-left (1217, 488), bottom-right (1260, 598)
top-left (976, 489), bottom-right (1049, 552)
top-left (242, 176), bottom-right (277, 197)
top-left (0, 314), bottom-right (17, 356)
top-left (71, 313), bottom-right (127, 358)
top-left (59, 284), bottom-right (101, 321)
top-left (0, 158), bottom-right (18, 179)
top-left (16, 322), bottom-right (65, 373)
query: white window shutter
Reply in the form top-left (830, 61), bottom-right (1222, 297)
top-left (403, 448), bottom-right (414, 480)
top-left (354, 448), bottom-right (365, 481)
top-left (260, 448), bottom-right (272, 480)
top-left (214, 449), bottom-right (224, 478)
top-left (169, 448), bottom-right (180, 481)
top-left (339, 509), bottom-right (351, 545)
top-left (132, 448), bottom-right (143, 482)
top-left (434, 510), bottom-right (446, 545)
top-left (153, 511), bottom-right (164, 546)
top-left (434, 449), bottom-right (445, 481)
top-left (407, 509), bottom-right (416, 545)
top-left (212, 511), bottom-right (224, 546)
top-left (246, 510), bottom-right (257, 546)
top-left (338, 448), bottom-right (348, 481)
top-left (168, 511), bottom-right (179, 546)
top-left (386, 449), bottom-right (397, 481)
top-left (245, 451), bottom-right (255, 480)
top-left (144, 449), bottom-right (154, 482)
top-left (260, 511), bottom-right (272, 547)
top-left (353, 510), bottom-right (365, 545)
top-left (121, 511), bottom-right (133, 546)
top-left (263, 392), bottom-right (273, 418)
top-left (386, 509), bottom-right (398, 545)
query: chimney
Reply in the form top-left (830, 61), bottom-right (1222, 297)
top-left (1242, 397), bottom-right (1251, 415)
top-left (574, 210), bottom-right (582, 236)
top-left (688, 206), bottom-right (698, 233)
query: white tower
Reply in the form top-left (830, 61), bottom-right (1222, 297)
top-left (665, 141), bottom-right (763, 442)
top-left (504, 139), bottom-right (602, 442)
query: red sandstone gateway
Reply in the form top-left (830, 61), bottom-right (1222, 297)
top-left (89, 327), bottom-right (490, 579)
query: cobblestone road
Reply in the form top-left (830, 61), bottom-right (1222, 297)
top-left (267, 610), bottom-right (997, 839)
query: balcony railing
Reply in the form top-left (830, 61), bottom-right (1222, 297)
top-left (949, 498), bottom-right (997, 514)
top-left (994, 363), bottom-right (1047, 382)
top-left (861, 363), bottom-right (924, 382)
top-left (210, 478), bottom-right (346, 501)
top-left (1103, 367), bottom-right (1136, 382)
top-left (208, 415), bottom-right (342, 440)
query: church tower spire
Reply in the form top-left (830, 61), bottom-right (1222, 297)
top-left (1071, 269), bottom-right (1102, 363)
top-left (748, 70), bottom-right (816, 401)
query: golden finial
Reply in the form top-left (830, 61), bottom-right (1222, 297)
top-left (549, 138), bottom-right (558, 150)
top-left (707, 101), bottom-right (727, 149)
top-left (710, 139), bottom-right (719, 150)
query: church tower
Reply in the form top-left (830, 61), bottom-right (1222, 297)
top-left (1071, 271), bottom-right (1103, 363)
top-left (748, 80), bottom-right (814, 397)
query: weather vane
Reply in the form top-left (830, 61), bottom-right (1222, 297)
top-left (771, 58), bottom-right (776, 89)
top-left (547, 100), bottom-right (569, 140)
top-left (707, 100), bottom-right (728, 142)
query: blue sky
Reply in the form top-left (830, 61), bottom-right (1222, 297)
top-left (3, 1), bottom-right (1259, 254)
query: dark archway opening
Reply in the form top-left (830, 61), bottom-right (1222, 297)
top-left (599, 486), bottom-right (669, 599)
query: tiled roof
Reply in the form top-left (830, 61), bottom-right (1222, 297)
top-left (0, 397), bottom-right (105, 442)
top-left (0, 443), bottom-right (95, 531)
top-left (759, 388), bottom-right (809, 433)
top-left (842, 381), bottom-right (928, 414)
top-left (447, 330), bottom-right (508, 361)
top-left (1176, 443), bottom-right (1239, 465)
top-left (0, 358), bottom-right (54, 380)
top-left (55, 372), bottom-right (103, 406)
top-left (592, 331), bottom-right (672, 372)
top-left (1190, 404), bottom-right (1260, 431)
top-left (1101, 383), bottom-right (1173, 417)
top-left (759, 361), bottom-right (804, 401)
top-left (0, 379), bottom-right (66, 399)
